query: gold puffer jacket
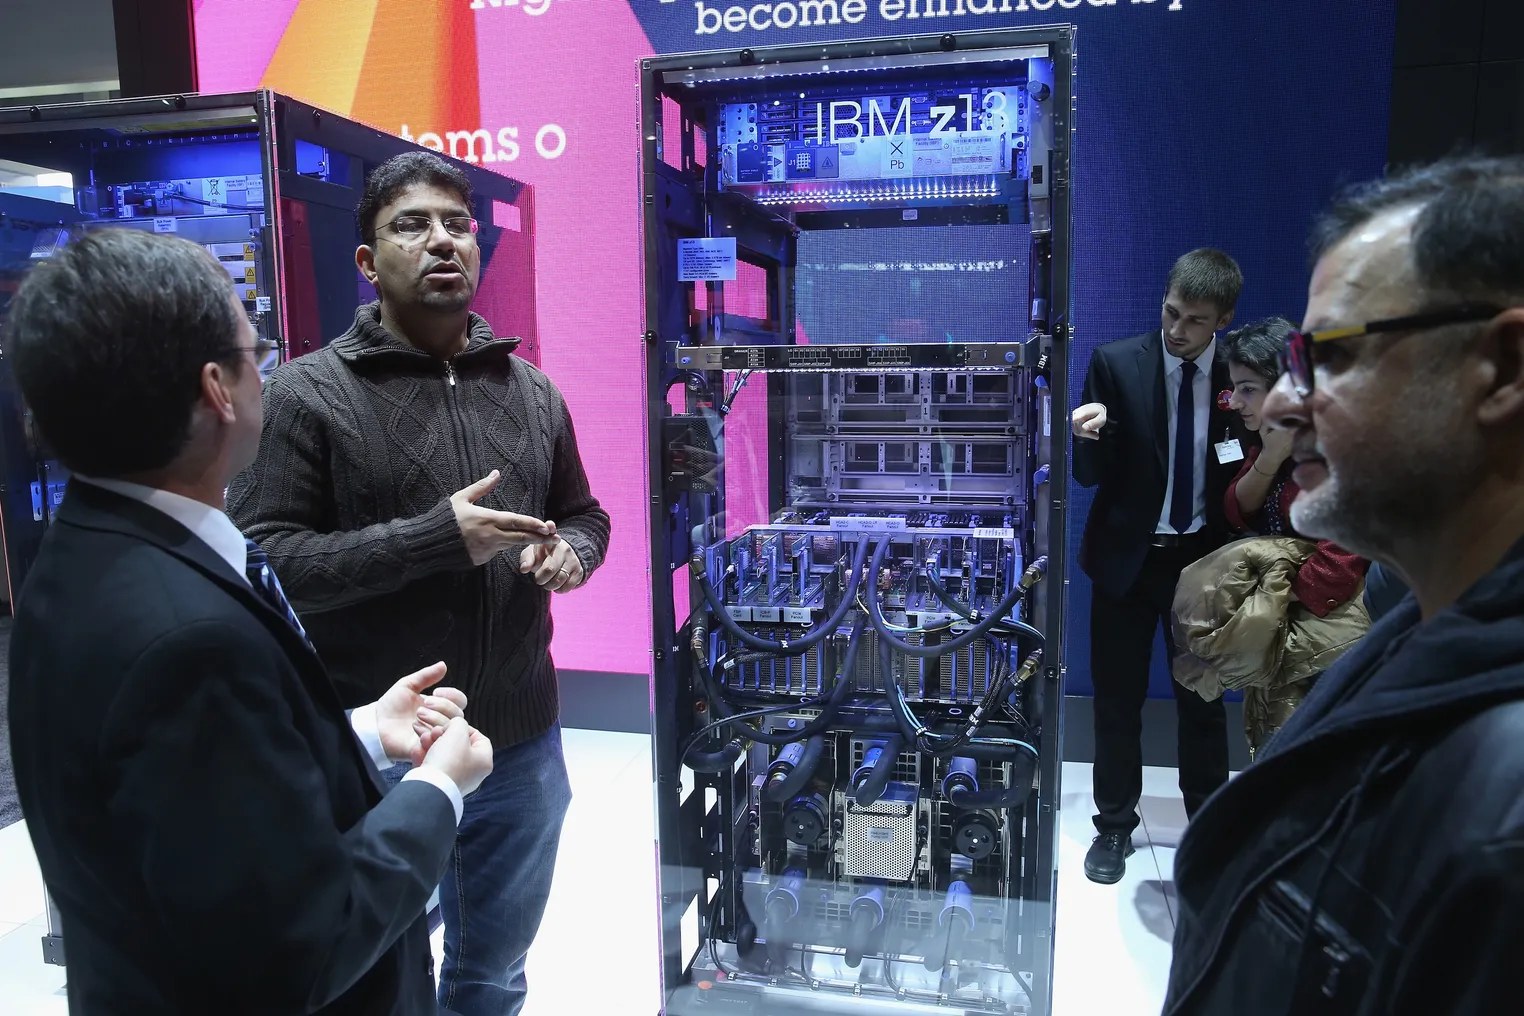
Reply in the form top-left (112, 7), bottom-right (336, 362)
top-left (1172, 537), bottom-right (1371, 755)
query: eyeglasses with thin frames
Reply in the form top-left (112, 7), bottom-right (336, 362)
top-left (1278, 304), bottom-right (1505, 397)
top-left (235, 337), bottom-right (279, 361)
top-left (376, 215), bottom-right (479, 249)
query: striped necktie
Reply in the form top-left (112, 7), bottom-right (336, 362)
top-left (244, 539), bottom-right (310, 644)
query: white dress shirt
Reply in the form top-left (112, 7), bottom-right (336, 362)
top-left (1155, 335), bottom-right (1215, 535)
top-left (74, 475), bottom-right (463, 823)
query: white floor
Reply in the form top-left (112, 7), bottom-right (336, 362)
top-left (0, 732), bottom-right (1182, 1015)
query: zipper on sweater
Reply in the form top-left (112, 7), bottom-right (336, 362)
top-left (441, 356), bottom-right (493, 689)
top-left (440, 360), bottom-right (472, 478)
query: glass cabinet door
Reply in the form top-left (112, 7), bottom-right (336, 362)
top-left (640, 27), bottom-right (1076, 1016)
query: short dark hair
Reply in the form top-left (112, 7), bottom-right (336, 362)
top-left (1166, 249), bottom-right (1243, 315)
top-left (1224, 317), bottom-right (1296, 386)
top-left (1312, 155), bottom-right (1524, 305)
top-left (356, 151), bottom-right (473, 246)
top-left (4, 229), bottom-right (242, 477)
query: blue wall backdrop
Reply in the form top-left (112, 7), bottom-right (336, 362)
top-left (632, 0), bottom-right (1397, 696)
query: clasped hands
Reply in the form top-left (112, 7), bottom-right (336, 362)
top-left (449, 470), bottom-right (586, 592)
top-left (374, 663), bottom-right (492, 794)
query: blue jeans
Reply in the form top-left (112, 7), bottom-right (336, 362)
top-left (385, 723), bottom-right (572, 1016)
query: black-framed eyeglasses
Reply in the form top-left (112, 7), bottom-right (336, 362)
top-left (378, 215), bottom-right (479, 247)
top-left (1278, 304), bottom-right (1504, 398)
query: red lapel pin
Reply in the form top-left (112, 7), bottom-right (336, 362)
top-left (1216, 389), bottom-right (1234, 411)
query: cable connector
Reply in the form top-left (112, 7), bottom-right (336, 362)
top-left (1018, 556), bottom-right (1050, 592)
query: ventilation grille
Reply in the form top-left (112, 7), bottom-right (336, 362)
top-left (853, 635), bottom-right (1005, 703)
top-left (844, 801), bottom-right (918, 881)
top-left (726, 640), bottom-right (825, 695)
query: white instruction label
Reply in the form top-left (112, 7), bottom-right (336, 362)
top-left (207, 176), bottom-right (256, 204)
top-left (255, 296), bottom-right (272, 313)
top-left (677, 237), bottom-right (737, 282)
top-left (152, 217), bottom-right (177, 233)
top-left (830, 517), bottom-right (907, 533)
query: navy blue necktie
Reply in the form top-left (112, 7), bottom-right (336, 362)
top-left (245, 539), bottom-right (310, 644)
top-left (1169, 361), bottom-right (1198, 534)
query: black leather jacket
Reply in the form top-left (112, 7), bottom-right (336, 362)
top-left (1164, 538), bottom-right (1524, 1016)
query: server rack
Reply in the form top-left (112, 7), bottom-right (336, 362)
top-left (0, 89), bottom-right (539, 608)
top-left (641, 27), bottom-right (1075, 1016)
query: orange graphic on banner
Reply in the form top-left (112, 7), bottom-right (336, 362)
top-left (260, 0), bottom-right (481, 136)
top-left (351, 0), bottom-right (481, 133)
top-left (261, 0), bottom-right (382, 115)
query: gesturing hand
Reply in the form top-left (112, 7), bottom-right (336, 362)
top-left (451, 471), bottom-right (557, 566)
top-left (519, 537), bottom-right (586, 593)
top-left (1072, 402), bottom-right (1108, 440)
top-left (375, 662), bottom-right (470, 766)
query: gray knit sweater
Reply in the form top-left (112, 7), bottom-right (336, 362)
top-left (228, 303), bottom-right (610, 746)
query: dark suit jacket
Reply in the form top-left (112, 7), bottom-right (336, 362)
top-left (1073, 330), bottom-right (1240, 600)
top-left (8, 481), bottom-right (454, 1015)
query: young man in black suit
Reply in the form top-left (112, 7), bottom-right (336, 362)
top-left (1071, 249), bottom-right (1242, 883)
top-left (5, 228), bottom-right (494, 1015)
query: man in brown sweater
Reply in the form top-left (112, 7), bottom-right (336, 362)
top-left (229, 151), bottom-right (609, 1016)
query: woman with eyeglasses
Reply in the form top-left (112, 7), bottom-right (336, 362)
top-left (1170, 318), bottom-right (1371, 756)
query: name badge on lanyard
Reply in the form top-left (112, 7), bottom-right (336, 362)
top-left (1215, 427), bottom-right (1244, 464)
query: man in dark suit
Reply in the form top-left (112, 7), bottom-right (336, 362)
top-left (4, 227), bottom-right (494, 1015)
top-left (1071, 249), bottom-right (1242, 883)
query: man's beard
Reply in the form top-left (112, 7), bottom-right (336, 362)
top-left (1289, 469), bottom-right (1405, 560)
top-left (1290, 382), bottom-right (1482, 559)
top-left (418, 287), bottom-right (472, 313)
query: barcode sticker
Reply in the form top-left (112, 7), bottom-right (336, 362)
top-left (973, 527), bottom-right (1015, 540)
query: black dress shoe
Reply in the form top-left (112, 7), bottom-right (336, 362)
top-left (1084, 831), bottom-right (1135, 884)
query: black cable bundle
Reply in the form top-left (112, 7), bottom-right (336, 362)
top-left (680, 622), bottom-right (864, 770)
top-left (883, 647), bottom-right (1044, 758)
top-left (864, 542), bottom-right (1047, 658)
top-left (693, 531), bottom-right (871, 656)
